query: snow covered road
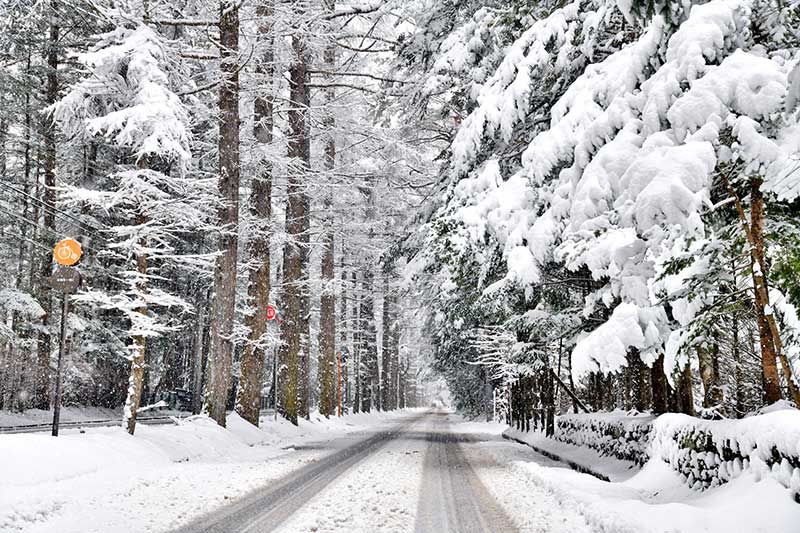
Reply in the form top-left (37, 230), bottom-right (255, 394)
top-left (5, 409), bottom-right (797, 532)
top-left (414, 413), bottom-right (517, 532)
top-left (177, 413), bottom-right (427, 532)
top-left (176, 411), bottom-right (588, 533)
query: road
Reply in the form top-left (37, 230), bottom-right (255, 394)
top-left (176, 411), bottom-right (528, 533)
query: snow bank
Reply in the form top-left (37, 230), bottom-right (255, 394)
top-left (0, 410), bottom-right (414, 532)
top-left (516, 408), bottom-right (800, 502)
top-left (651, 410), bottom-right (800, 501)
top-left (555, 410), bottom-right (655, 466)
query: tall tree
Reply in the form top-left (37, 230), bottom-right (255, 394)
top-left (317, 0), bottom-right (337, 418)
top-left (53, 24), bottom-right (203, 434)
top-left (33, 0), bottom-right (60, 410)
top-left (279, 6), bottom-right (311, 425)
top-left (204, 0), bottom-right (241, 427)
top-left (235, 0), bottom-right (274, 427)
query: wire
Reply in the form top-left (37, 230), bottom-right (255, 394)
top-left (0, 227), bottom-right (54, 254)
top-left (0, 180), bottom-right (110, 239)
top-left (0, 203), bottom-right (64, 242)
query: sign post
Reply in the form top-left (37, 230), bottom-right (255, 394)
top-left (49, 238), bottom-right (82, 437)
top-left (337, 352), bottom-right (341, 417)
top-left (266, 305), bottom-right (278, 421)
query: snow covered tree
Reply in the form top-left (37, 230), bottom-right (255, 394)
top-left (53, 23), bottom-right (212, 434)
top-left (204, 0), bottom-right (242, 428)
top-left (415, 0), bottom-right (800, 416)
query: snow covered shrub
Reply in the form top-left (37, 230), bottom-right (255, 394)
top-left (652, 410), bottom-right (800, 501)
top-left (555, 411), bottom-right (655, 465)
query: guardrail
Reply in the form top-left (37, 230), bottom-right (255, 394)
top-left (0, 408), bottom-right (276, 435)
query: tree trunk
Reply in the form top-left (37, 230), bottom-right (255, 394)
top-left (651, 354), bottom-right (669, 414)
top-left (380, 276), bottom-right (395, 411)
top-left (191, 292), bottom-right (205, 415)
top-left (339, 252), bottom-right (349, 413)
top-left (124, 245), bottom-right (148, 435)
top-left (698, 341), bottom-right (723, 409)
top-left (204, 0), bottom-right (241, 427)
top-left (748, 178), bottom-right (783, 404)
top-left (34, 3), bottom-right (59, 410)
top-left (359, 269), bottom-right (377, 412)
top-left (235, 1), bottom-right (273, 427)
top-left (278, 20), bottom-right (310, 425)
top-left (352, 270), bottom-right (361, 413)
top-left (317, 0), bottom-right (337, 417)
top-left (675, 362), bottom-right (695, 416)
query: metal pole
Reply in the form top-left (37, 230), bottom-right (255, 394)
top-left (273, 345), bottom-right (278, 422)
top-left (51, 293), bottom-right (69, 436)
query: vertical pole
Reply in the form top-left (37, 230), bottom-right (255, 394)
top-left (273, 343), bottom-right (278, 422)
top-left (51, 293), bottom-right (69, 436)
top-left (337, 352), bottom-right (342, 416)
top-left (191, 306), bottom-right (204, 415)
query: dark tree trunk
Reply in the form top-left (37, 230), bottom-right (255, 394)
top-left (317, 0), bottom-right (337, 416)
top-left (34, 3), bottom-right (59, 410)
top-left (651, 354), bottom-right (669, 414)
top-left (235, 1), bottom-right (274, 427)
top-left (380, 276), bottom-right (397, 411)
top-left (204, 0), bottom-right (241, 427)
top-left (359, 269), bottom-right (377, 412)
top-left (698, 342), bottom-right (723, 410)
top-left (278, 21), bottom-right (310, 424)
top-left (675, 362), bottom-right (695, 416)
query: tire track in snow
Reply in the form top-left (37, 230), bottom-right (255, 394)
top-left (174, 412), bottom-right (426, 533)
top-left (414, 413), bottom-right (518, 533)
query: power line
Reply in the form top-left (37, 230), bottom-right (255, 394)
top-left (0, 226), bottom-right (53, 254)
top-left (0, 180), bottom-right (110, 241)
top-left (0, 203), bottom-right (64, 242)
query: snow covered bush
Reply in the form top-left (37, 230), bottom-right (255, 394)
top-left (651, 409), bottom-right (800, 501)
top-left (555, 411), bottom-right (655, 465)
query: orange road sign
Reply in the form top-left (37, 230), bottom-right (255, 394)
top-left (53, 238), bottom-right (82, 266)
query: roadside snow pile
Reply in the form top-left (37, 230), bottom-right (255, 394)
top-left (513, 408), bottom-right (800, 501)
top-left (651, 410), bottom-right (800, 501)
top-left (556, 411), bottom-right (655, 466)
top-left (0, 410), bottom-right (414, 532)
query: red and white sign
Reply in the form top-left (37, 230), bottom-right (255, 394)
top-left (266, 305), bottom-right (277, 321)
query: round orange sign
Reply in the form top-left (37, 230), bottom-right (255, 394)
top-left (53, 238), bottom-right (82, 266)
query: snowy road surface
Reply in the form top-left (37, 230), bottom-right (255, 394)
top-left (414, 415), bottom-right (517, 532)
top-left (5, 409), bottom-right (797, 532)
top-left (176, 411), bottom-right (587, 533)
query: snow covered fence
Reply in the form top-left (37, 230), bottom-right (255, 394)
top-left (651, 410), bottom-right (800, 502)
top-left (545, 408), bottom-right (800, 501)
top-left (554, 411), bottom-right (655, 466)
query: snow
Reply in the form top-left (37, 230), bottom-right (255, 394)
top-left (505, 427), bottom-right (641, 482)
top-left (0, 406), bottom-right (182, 428)
top-left (572, 303), bottom-right (669, 380)
top-left (0, 410), bottom-right (413, 532)
top-left (275, 415), bottom-right (430, 532)
top-left (3, 409), bottom-right (798, 532)
top-left (437, 0), bottom-right (800, 384)
top-left (494, 416), bottom-right (800, 532)
top-left (651, 410), bottom-right (800, 496)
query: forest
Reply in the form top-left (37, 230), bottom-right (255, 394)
top-left (0, 0), bottom-right (799, 436)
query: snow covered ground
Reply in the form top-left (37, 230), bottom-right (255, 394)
top-left (499, 427), bottom-right (800, 533)
top-left (2, 408), bottom-right (798, 532)
top-left (0, 409), bottom-right (414, 532)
